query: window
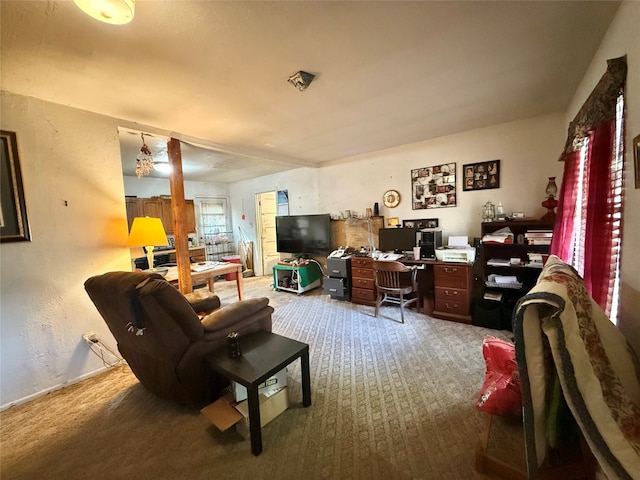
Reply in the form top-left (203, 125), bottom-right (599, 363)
top-left (551, 56), bottom-right (626, 322)
top-left (553, 93), bottom-right (624, 322)
top-left (199, 197), bottom-right (235, 261)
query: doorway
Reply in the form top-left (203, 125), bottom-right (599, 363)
top-left (256, 191), bottom-right (279, 277)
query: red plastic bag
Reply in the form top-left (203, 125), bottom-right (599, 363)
top-left (477, 336), bottom-right (522, 416)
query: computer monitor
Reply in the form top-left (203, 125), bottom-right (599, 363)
top-left (378, 228), bottom-right (418, 253)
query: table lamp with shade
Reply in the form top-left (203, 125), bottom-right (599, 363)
top-left (127, 217), bottom-right (169, 271)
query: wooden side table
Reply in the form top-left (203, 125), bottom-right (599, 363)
top-left (206, 331), bottom-right (311, 455)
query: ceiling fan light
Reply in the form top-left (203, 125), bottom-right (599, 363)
top-left (135, 133), bottom-right (154, 178)
top-left (73, 0), bottom-right (135, 25)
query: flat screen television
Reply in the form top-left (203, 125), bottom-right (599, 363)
top-left (275, 214), bottom-right (332, 255)
top-left (378, 228), bottom-right (418, 253)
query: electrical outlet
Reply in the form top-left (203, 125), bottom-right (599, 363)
top-left (82, 332), bottom-right (98, 344)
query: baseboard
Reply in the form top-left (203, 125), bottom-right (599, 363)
top-left (0, 366), bottom-right (111, 412)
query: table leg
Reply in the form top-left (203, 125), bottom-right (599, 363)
top-left (247, 383), bottom-right (262, 456)
top-left (207, 275), bottom-right (215, 294)
top-left (301, 348), bottom-right (311, 407)
top-left (236, 266), bottom-right (244, 300)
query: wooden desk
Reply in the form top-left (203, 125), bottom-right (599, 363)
top-left (164, 263), bottom-right (244, 300)
top-left (396, 258), bottom-right (474, 323)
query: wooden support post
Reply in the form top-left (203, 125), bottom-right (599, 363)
top-left (167, 137), bottom-right (193, 294)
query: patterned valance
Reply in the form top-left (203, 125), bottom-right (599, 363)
top-left (559, 55), bottom-right (627, 161)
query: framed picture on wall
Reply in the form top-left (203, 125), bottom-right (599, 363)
top-left (411, 163), bottom-right (456, 209)
top-left (1, 130), bottom-right (31, 242)
top-left (402, 218), bottom-right (438, 229)
top-left (463, 160), bottom-right (500, 191)
top-left (634, 133), bottom-right (640, 189)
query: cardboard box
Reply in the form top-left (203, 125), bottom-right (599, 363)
top-left (231, 368), bottom-right (288, 402)
top-left (234, 386), bottom-right (289, 439)
top-left (200, 386), bottom-right (289, 439)
top-left (200, 392), bottom-right (243, 431)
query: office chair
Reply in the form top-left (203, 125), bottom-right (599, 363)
top-left (372, 260), bottom-right (419, 323)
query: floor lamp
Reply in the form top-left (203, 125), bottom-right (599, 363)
top-left (127, 217), bottom-right (169, 271)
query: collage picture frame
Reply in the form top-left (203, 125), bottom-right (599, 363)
top-left (411, 163), bottom-right (456, 209)
top-left (463, 159), bottom-right (500, 191)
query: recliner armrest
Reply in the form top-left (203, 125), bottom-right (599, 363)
top-left (201, 297), bottom-right (271, 333)
top-left (184, 290), bottom-right (221, 315)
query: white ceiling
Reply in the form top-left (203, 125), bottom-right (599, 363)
top-left (1, 1), bottom-right (620, 183)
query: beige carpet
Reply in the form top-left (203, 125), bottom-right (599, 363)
top-left (0, 275), bottom-right (525, 479)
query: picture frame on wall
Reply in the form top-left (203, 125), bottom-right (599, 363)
top-left (411, 163), bottom-right (456, 209)
top-left (1, 130), bottom-right (31, 242)
top-left (402, 218), bottom-right (439, 229)
top-left (463, 159), bottom-right (500, 191)
top-left (634, 133), bottom-right (640, 189)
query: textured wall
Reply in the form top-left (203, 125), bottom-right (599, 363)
top-left (0, 92), bottom-right (132, 408)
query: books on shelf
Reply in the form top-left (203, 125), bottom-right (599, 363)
top-left (525, 229), bottom-right (553, 245)
top-left (527, 238), bottom-right (552, 245)
top-left (526, 252), bottom-right (548, 268)
top-left (524, 229), bottom-right (553, 236)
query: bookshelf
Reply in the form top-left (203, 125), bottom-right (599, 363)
top-left (480, 219), bottom-right (554, 308)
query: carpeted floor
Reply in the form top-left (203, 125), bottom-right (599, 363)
top-left (0, 275), bottom-right (525, 479)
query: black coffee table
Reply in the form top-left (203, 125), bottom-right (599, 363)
top-left (206, 330), bottom-right (311, 455)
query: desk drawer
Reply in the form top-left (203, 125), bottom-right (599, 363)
top-left (434, 286), bottom-right (470, 303)
top-left (351, 277), bottom-right (375, 290)
top-left (351, 257), bottom-right (373, 268)
top-left (323, 277), bottom-right (349, 297)
top-left (434, 297), bottom-right (469, 316)
top-left (434, 264), bottom-right (470, 289)
top-left (352, 267), bottom-right (374, 280)
top-left (327, 257), bottom-right (351, 278)
top-left (352, 287), bottom-right (376, 302)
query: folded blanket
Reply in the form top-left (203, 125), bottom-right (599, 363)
top-left (513, 255), bottom-right (640, 479)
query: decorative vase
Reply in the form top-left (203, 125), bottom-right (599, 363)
top-left (541, 177), bottom-right (558, 223)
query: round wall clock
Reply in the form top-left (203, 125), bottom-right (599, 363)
top-left (383, 189), bottom-right (401, 208)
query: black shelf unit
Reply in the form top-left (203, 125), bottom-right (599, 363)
top-left (476, 220), bottom-right (554, 329)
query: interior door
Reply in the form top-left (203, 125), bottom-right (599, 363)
top-left (257, 191), bottom-right (279, 276)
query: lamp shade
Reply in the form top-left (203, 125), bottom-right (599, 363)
top-left (127, 217), bottom-right (169, 247)
top-left (73, 0), bottom-right (135, 25)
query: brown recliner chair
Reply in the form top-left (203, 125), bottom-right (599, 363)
top-left (84, 271), bottom-right (273, 406)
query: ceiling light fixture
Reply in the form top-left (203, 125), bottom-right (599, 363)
top-left (136, 133), bottom-right (154, 178)
top-left (152, 162), bottom-right (172, 174)
top-left (73, 0), bottom-right (135, 25)
top-left (288, 71), bottom-right (315, 91)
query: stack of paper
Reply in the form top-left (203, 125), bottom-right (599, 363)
top-left (191, 261), bottom-right (224, 272)
top-left (486, 274), bottom-right (523, 289)
top-left (483, 291), bottom-right (503, 302)
top-left (482, 227), bottom-right (514, 244)
top-left (487, 258), bottom-right (511, 266)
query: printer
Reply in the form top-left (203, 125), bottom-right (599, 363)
top-left (435, 235), bottom-right (476, 263)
